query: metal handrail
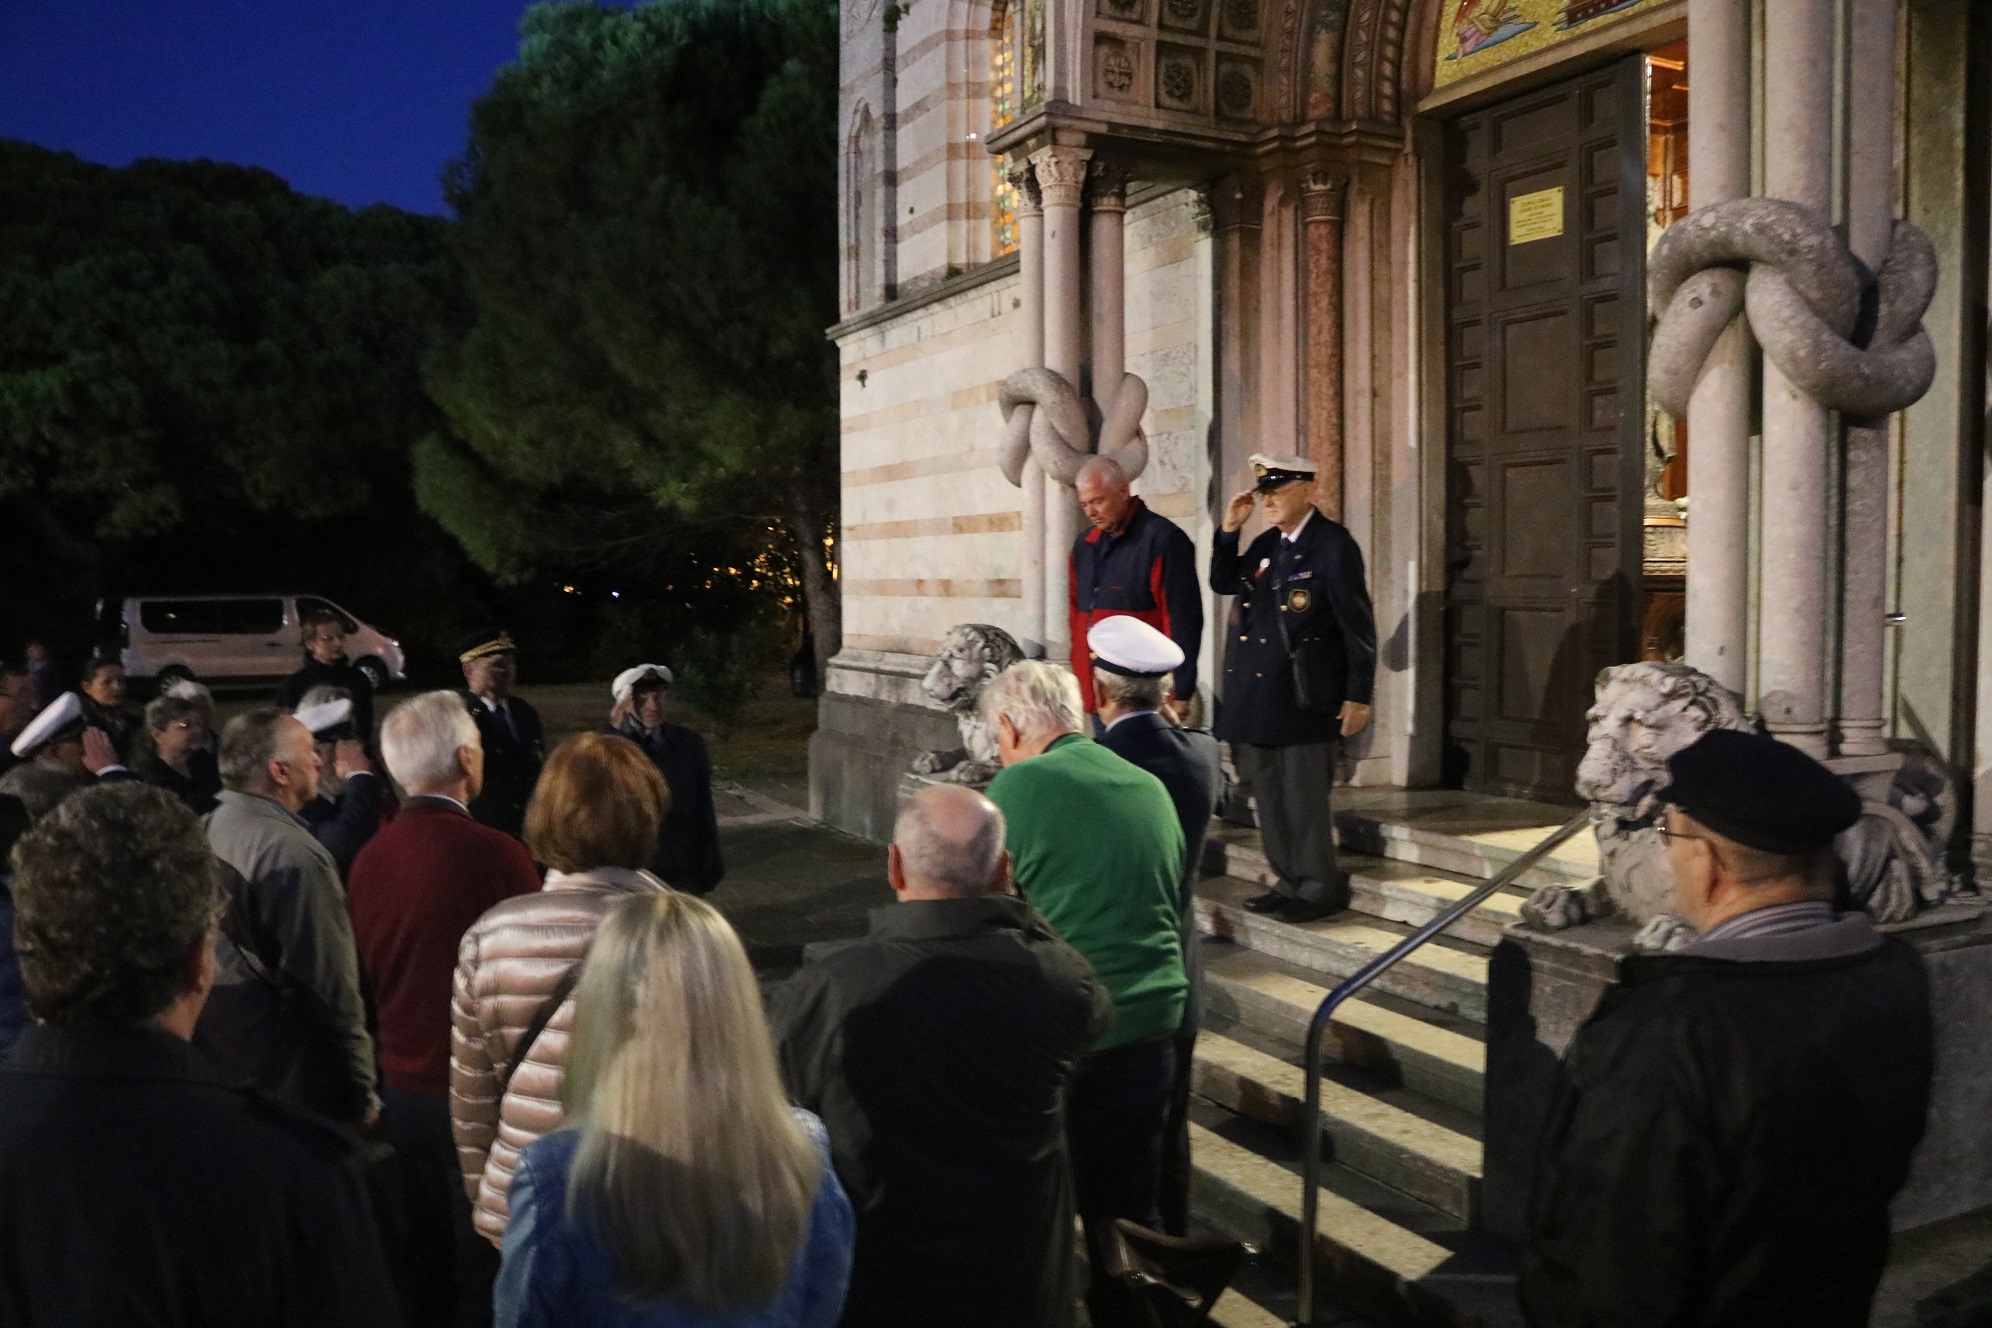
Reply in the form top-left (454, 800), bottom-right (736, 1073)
top-left (1294, 810), bottom-right (1591, 1326)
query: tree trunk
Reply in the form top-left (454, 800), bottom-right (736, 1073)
top-left (789, 495), bottom-right (841, 684)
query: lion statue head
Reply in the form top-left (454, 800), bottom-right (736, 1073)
top-left (910, 624), bottom-right (1026, 785)
top-left (1576, 661), bottom-right (1751, 831)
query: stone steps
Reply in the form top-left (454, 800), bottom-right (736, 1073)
top-left (1206, 827), bottom-right (1531, 949)
top-left (1333, 792), bottom-right (1595, 892)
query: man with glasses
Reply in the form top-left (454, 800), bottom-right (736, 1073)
top-left (1522, 727), bottom-right (1933, 1328)
top-left (135, 693), bottom-right (220, 814)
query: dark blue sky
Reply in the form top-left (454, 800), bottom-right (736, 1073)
top-left (0, 0), bottom-right (541, 215)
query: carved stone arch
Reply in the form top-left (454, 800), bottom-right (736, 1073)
top-left (1264, 0), bottom-right (1438, 127)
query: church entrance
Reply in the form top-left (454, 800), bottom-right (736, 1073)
top-left (1438, 57), bottom-right (1652, 804)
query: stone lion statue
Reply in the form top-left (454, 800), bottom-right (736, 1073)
top-left (908, 624), bottom-right (1026, 787)
top-left (1837, 748), bottom-right (1960, 923)
top-left (1522, 661), bottom-right (1750, 950)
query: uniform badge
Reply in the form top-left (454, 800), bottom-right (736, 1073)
top-left (1286, 587), bottom-right (1312, 613)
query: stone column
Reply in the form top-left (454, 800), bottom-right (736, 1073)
top-left (1682, 0), bottom-right (1753, 695)
top-left (1032, 144), bottom-right (1092, 660)
top-left (1835, 0), bottom-right (1897, 755)
top-left (1301, 169), bottom-right (1350, 518)
top-left (1013, 163), bottom-right (1048, 653)
top-left (1756, 0), bottom-right (1836, 756)
top-left (1090, 162), bottom-right (1129, 414)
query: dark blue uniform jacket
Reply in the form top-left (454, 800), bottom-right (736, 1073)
top-left (1070, 499), bottom-right (1203, 710)
top-left (1209, 512), bottom-right (1376, 747)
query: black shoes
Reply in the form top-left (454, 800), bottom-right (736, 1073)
top-left (1243, 889), bottom-right (1289, 914)
top-left (1273, 896), bottom-right (1342, 925)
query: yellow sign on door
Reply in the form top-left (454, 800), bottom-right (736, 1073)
top-left (1508, 186), bottom-right (1565, 244)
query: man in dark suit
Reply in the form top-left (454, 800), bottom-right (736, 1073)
top-left (1089, 615), bottom-right (1220, 1237)
top-left (0, 781), bottom-right (397, 1327)
top-left (1210, 453), bottom-right (1376, 924)
top-left (455, 628), bottom-right (544, 839)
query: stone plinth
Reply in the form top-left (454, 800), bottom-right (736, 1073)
top-left (809, 692), bottom-right (958, 842)
top-left (1483, 902), bottom-right (1992, 1241)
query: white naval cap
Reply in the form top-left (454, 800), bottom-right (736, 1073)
top-left (1087, 615), bottom-right (1184, 678)
top-left (612, 663), bottom-right (674, 705)
top-left (12, 692), bottom-right (86, 758)
top-left (295, 698), bottom-right (353, 737)
top-left (1248, 452), bottom-right (1318, 490)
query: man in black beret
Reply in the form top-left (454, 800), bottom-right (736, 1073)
top-left (1522, 728), bottom-right (1934, 1328)
top-left (456, 628), bottom-right (543, 839)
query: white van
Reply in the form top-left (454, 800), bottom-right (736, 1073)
top-left (106, 595), bottom-right (407, 691)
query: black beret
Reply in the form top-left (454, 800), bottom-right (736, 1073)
top-left (1660, 728), bottom-right (1862, 854)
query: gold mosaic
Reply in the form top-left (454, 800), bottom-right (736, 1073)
top-left (1432, 0), bottom-right (1668, 88)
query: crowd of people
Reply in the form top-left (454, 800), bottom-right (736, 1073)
top-left (0, 452), bottom-right (1943, 1328)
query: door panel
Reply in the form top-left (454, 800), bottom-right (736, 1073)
top-left (1442, 59), bottom-right (1645, 805)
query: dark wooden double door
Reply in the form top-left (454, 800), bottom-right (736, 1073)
top-left (1441, 61), bottom-right (1645, 804)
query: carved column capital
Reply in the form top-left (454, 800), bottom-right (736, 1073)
top-left (1211, 173), bottom-right (1264, 232)
top-left (1031, 146), bottom-right (1094, 209)
top-left (1300, 169), bottom-right (1349, 222)
top-left (1088, 159), bottom-right (1131, 213)
top-left (1007, 159), bottom-right (1043, 215)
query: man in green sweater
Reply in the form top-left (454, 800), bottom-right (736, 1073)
top-left (981, 659), bottom-right (1187, 1328)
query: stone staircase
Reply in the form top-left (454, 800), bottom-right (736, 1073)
top-left (1187, 789), bottom-right (1590, 1328)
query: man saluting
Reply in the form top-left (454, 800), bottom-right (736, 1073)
top-left (1209, 453), bottom-right (1376, 925)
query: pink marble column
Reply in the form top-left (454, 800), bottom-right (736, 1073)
top-left (1032, 144), bottom-right (1092, 660)
top-left (1090, 162), bottom-right (1129, 413)
top-left (1013, 163), bottom-right (1048, 653)
top-left (1301, 169), bottom-right (1349, 519)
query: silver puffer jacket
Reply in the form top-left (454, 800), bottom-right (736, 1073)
top-left (449, 866), bottom-right (670, 1243)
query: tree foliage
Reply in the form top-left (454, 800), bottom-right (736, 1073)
top-left (0, 141), bottom-right (453, 550)
top-left (423, 0), bottom-right (842, 667)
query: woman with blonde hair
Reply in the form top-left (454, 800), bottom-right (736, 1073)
top-left (452, 731), bottom-right (673, 1245)
top-left (495, 891), bottom-right (853, 1327)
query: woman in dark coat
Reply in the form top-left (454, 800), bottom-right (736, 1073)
top-left (608, 664), bottom-right (724, 895)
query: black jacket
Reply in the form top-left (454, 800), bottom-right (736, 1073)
top-left (1098, 712), bottom-right (1219, 1032)
top-left (0, 1024), bottom-right (399, 1327)
top-left (770, 895), bottom-right (1112, 1328)
top-left (1522, 918), bottom-right (1933, 1328)
top-left (1069, 498), bottom-right (1203, 709)
top-left (135, 750), bottom-right (221, 816)
top-left (299, 771), bottom-right (389, 876)
top-left (461, 692), bottom-right (543, 839)
top-left (1210, 512), bottom-right (1376, 746)
top-left (614, 719), bottom-right (725, 894)
top-left (276, 658), bottom-right (377, 740)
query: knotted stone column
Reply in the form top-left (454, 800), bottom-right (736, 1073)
top-left (1091, 162), bottom-right (1129, 414)
top-left (1301, 169), bottom-right (1349, 518)
top-left (1033, 145), bottom-right (1092, 660)
top-left (1012, 162), bottom-right (1047, 653)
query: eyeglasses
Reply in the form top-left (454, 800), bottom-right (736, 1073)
top-left (1653, 823), bottom-right (1706, 845)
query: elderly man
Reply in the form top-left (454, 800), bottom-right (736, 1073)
top-left (1211, 452), bottom-right (1377, 924)
top-left (981, 660), bottom-right (1185, 1327)
top-left (1523, 729), bottom-right (1933, 1328)
top-left (1088, 616), bottom-right (1220, 1237)
top-left (276, 607), bottom-right (378, 740)
top-left (772, 785), bottom-right (1109, 1328)
top-left (0, 783), bottom-right (397, 1327)
top-left (351, 691), bottom-right (538, 1327)
top-left (609, 663), bottom-right (723, 894)
top-left (456, 628), bottom-right (543, 838)
top-left (0, 693), bottom-right (128, 819)
top-left (1070, 454), bottom-right (1203, 719)
top-left (294, 690), bottom-right (389, 874)
top-left (134, 693), bottom-right (221, 814)
top-left (199, 707), bottom-right (379, 1129)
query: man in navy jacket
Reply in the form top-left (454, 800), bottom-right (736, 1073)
top-left (1070, 456), bottom-right (1203, 719)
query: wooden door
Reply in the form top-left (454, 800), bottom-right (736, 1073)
top-left (1441, 60), bottom-right (1645, 804)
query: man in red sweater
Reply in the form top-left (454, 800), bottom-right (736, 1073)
top-left (349, 690), bottom-right (539, 1328)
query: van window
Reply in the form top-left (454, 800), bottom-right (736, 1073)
top-left (295, 598), bottom-right (358, 634)
top-left (139, 599), bottom-right (285, 636)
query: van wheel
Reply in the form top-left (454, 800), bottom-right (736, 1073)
top-left (355, 657), bottom-right (388, 691)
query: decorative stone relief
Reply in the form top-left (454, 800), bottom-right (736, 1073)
top-left (1157, 45), bottom-right (1202, 109)
top-left (1099, 0), bottom-right (1147, 21)
top-left (1219, 0), bottom-right (1261, 40)
top-left (1160, 0), bottom-right (1211, 33)
top-left (908, 625), bottom-right (1027, 787)
top-left (1522, 660), bottom-right (1965, 948)
top-left (1095, 37), bottom-right (1140, 99)
top-left (1215, 57), bottom-right (1259, 118)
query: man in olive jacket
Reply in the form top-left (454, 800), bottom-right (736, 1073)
top-left (771, 785), bottom-right (1110, 1328)
top-left (1523, 729), bottom-right (1933, 1328)
top-left (981, 660), bottom-right (1186, 1328)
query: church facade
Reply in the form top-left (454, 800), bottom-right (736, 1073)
top-left (812, 0), bottom-right (1992, 872)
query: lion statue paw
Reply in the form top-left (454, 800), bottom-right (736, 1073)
top-left (1630, 914), bottom-right (1697, 952)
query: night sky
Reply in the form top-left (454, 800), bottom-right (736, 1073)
top-left (0, 0), bottom-right (541, 215)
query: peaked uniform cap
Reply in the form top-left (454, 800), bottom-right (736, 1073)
top-left (1248, 452), bottom-right (1318, 491)
top-left (295, 699), bottom-right (354, 737)
top-left (612, 664), bottom-right (674, 704)
top-left (1660, 728), bottom-right (1863, 854)
top-left (457, 628), bottom-right (518, 664)
top-left (1087, 616), bottom-right (1184, 678)
top-left (12, 692), bottom-right (85, 758)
